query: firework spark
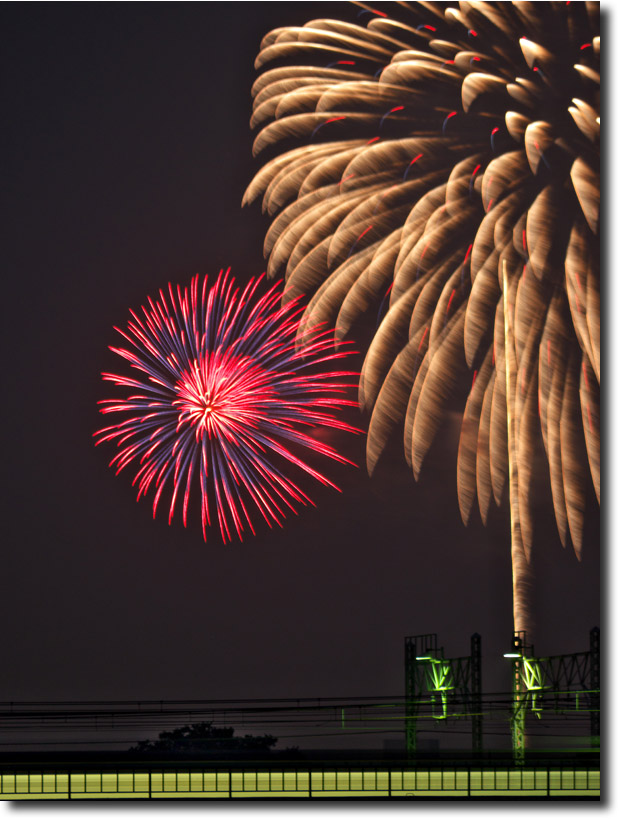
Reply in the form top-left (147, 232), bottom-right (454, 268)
top-left (245, 2), bottom-right (600, 636)
top-left (95, 270), bottom-right (359, 543)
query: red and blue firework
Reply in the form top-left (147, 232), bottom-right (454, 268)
top-left (95, 270), bottom-right (359, 542)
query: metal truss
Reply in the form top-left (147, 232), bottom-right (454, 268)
top-left (404, 633), bottom-right (482, 757)
top-left (504, 628), bottom-right (600, 764)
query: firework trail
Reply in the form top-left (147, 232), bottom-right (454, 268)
top-left (95, 271), bottom-right (359, 543)
top-left (244, 1), bottom-right (600, 636)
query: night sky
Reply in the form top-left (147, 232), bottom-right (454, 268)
top-left (1, 0), bottom-right (599, 719)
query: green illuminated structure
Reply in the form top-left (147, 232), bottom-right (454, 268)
top-left (404, 634), bottom-right (482, 757)
top-left (504, 628), bottom-right (600, 764)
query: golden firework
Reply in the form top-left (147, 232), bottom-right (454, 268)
top-left (245, 1), bottom-right (600, 636)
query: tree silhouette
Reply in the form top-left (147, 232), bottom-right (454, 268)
top-left (130, 721), bottom-right (279, 757)
top-left (245, 2), bottom-right (600, 642)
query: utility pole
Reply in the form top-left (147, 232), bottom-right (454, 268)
top-left (470, 633), bottom-right (483, 754)
top-left (590, 627), bottom-right (600, 748)
top-left (505, 628), bottom-right (601, 763)
top-left (405, 633), bottom-right (483, 758)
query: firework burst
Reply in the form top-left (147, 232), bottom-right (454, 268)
top-left (245, 1), bottom-right (599, 636)
top-left (95, 270), bottom-right (359, 543)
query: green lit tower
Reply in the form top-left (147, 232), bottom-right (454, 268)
top-left (405, 633), bottom-right (482, 757)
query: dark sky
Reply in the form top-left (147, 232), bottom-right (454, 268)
top-left (1, 1), bottom-right (599, 716)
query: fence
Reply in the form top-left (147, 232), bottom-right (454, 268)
top-left (0, 762), bottom-right (600, 799)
